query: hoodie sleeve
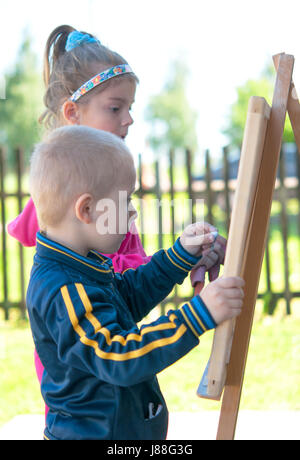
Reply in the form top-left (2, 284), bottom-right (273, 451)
top-left (44, 281), bottom-right (216, 387)
top-left (115, 238), bottom-right (201, 323)
top-left (7, 197), bottom-right (39, 247)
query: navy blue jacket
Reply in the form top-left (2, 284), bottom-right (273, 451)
top-left (26, 232), bottom-right (216, 440)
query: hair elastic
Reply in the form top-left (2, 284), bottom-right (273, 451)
top-left (69, 64), bottom-right (134, 102)
top-left (65, 30), bottom-right (100, 52)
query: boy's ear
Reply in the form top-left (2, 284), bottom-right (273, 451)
top-left (75, 194), bottom-right (93, 224)
top-left (62, 100), bottom-right (80, 125)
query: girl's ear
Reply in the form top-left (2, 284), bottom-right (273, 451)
top-left (75, 194), bottom-right (93, 224)
top-left (62, 100), bottom-right (80, 125)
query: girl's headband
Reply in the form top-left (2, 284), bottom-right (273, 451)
top-left (69, 64), bottom-right (134, 102)
top-left (65, 31), bottom-right (135, 102)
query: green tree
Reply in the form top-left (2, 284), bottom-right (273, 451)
top-left (0, 32), bottom-right (44, 167)
top-left (145, 59), bottom-right (198, 153)
top-left (223, 64), bottom-right (294, 147)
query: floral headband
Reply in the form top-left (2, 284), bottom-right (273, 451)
top-left (69, 64), bottom-right (134, 102)
top-left (65, 31), bottom-right (134, 102)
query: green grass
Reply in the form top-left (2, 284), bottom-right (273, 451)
top-left (0, 306), bottom-right (300, 427)
top-left (159, 305), bottom-right (300, 412)
top-left (0, 316), bottom-right (44, 425)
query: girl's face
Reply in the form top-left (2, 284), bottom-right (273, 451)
top-left (75, 78), bottom-right (136, 139)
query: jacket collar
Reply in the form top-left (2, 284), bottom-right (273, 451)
top-left (36, 232), bottom-right (114, 283)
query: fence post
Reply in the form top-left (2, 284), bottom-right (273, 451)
top-left (169, 149), bottom-right (175, 244)
top-left (167, 149), bottom-right (178, 308)
top-left (205, 149), bottom-right (214, 225)
top-left (222, 146), bottom-right (231, 233)
top-left (296, 147), bottom-right (300, 252)
top-left (185, 148), bottom-right (196, 225)
top-left (0, 147), bottom-right (9, 320)
top-left (155, 159), bottom-right (163, 250)
top-left (16, 147), bottom-right (26, 319)
top-left (137, 153), bottom-right (145, 249)
top-left (279, 147), bottom-right (291, 314)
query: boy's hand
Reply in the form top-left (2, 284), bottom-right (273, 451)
top-left (180, 222), bottom-right (218, 257)
top-left (199, 276), bottom-right (245, 324)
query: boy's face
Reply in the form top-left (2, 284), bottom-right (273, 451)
top-left (77, 78), bottom-right (136, 140)
top-left (91, 168), bottom-right (137, 254)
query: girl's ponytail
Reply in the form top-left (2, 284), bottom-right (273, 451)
top-left (43, 25), bottom-right (75, 87)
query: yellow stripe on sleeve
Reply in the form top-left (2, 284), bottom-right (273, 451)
top-left (75, 283), bottom-right (101, 332)
top-left (188, 302), bottom-right (207, 332)
top-left (164, 250), bottom-right (190, 272)
top-left (61, 285), bottom-right (187, 361)
top-left (180, 308), bottom-right (199, 338)
top-left (171, 246), bottom-right (194, 267)
top-left (61, 285), bottom-right (86, 337)
top-left (75, 283), bottom-right (178, 345)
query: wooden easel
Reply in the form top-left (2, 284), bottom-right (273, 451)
top-left (197, 53), bottom-right (300, 440)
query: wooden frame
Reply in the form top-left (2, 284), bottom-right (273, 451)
top-left (197, 53), bottom-right (298, 440)
top-left (198, 96), bottom-right (271, 399)
top-left (273, 53), bottom-right (300, 151)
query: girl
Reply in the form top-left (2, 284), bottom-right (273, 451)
top-left (8, 25), bottom-right (225, 420)
top-left (8, 25), bottom-right (152, 418)
top-left (8, 25), bottom-right (148, 272)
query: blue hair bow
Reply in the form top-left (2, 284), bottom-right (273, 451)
top-left (65, 30), bottom-right (100, 52)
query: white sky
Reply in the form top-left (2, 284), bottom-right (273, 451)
top-left (1, 0), bottom-right (300, 161)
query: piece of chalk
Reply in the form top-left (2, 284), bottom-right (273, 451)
top-left (211, 231), bottom-right (218, 241)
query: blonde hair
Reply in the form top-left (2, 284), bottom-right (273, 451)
top-left (39, 25), bottom-right (138, 131)
top-left (30, 126), bottom-right (135, 230)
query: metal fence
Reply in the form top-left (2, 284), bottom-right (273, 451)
top-left (1, 144), bottom-right (300, 320)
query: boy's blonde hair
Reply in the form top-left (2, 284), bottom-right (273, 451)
top-left (29, 126), bottom-right (134, 230)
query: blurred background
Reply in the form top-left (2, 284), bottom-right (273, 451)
top-left (0, 0), bottom-right (300, 439)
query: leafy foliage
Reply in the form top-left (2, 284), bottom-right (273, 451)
top-left (145, 59), bottom-right (198, 153)
top-left (223, 64), bottom-right (294, 147)
top-left (0, 32), bottom-right (44, 168)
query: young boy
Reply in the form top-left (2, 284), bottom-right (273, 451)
top-left (26, 126), bottom-right (244, 440)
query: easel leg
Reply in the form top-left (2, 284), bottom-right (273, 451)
top-left (273, 53), bottom-right (300, 153)
top-left (216, 54), bottom-right (294, 440)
